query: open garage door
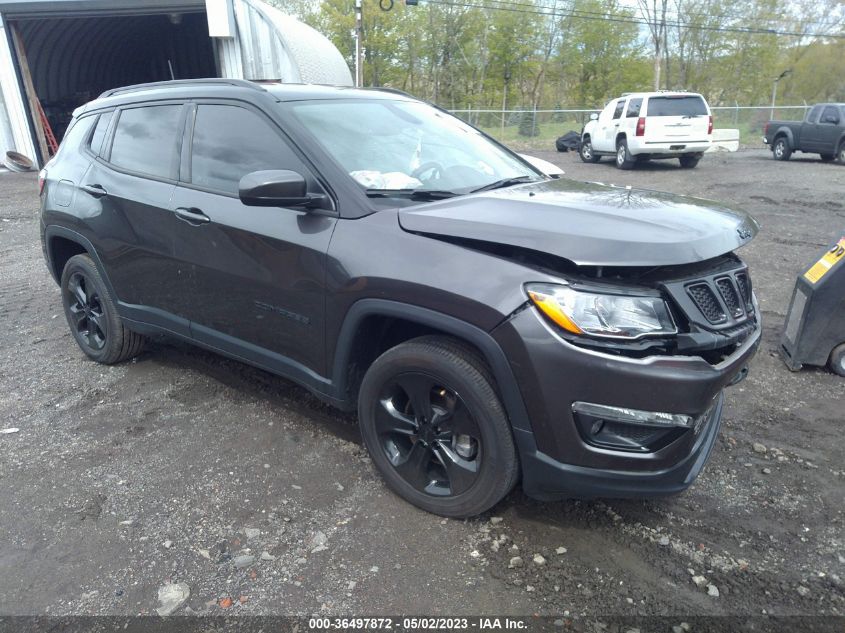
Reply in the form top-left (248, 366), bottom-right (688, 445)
top-left (12, 10), bottom-right (216, 146)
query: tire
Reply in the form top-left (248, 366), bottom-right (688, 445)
top-left (615, 138), bottom-right (635, 170)
top-left (679, 154), bottom-right (701, 169)
top-left (579, 137), bottom-right (600, 163)
top-left (772, 137), bottom-right (791, 161)
top-left (829, 343), bottom-right (845, 377)
top-left (820, 153), bottom-right (835, 162)
top-left (838, 142), bottom-right (845, 165)
top-left (60, 254), bottom-right (145, 364)
top-left (358, 335), bottom-right (519, 517)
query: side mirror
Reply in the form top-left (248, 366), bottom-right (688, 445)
top-left (590, 113), bottom-right (599, 121)
top-left (239, 170), bottom-right (327, 208)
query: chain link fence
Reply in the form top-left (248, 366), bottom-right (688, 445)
top-left (449, 105), bottom-right (812, 151)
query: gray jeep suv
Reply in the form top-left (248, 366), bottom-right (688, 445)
top-left (39, 79), bottom-right (760, 516)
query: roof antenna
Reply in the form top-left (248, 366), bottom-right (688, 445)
top-left (167, 60), bottom-right (175, 80)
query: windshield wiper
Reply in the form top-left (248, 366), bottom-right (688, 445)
top-left (364, 188), bottom-right (459, 200)
top-left (470, 175), bottom-right (536, 194)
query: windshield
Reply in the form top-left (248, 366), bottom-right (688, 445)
top-left (289, 98), bottom-right (540, 193)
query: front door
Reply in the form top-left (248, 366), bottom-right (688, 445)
top-left (169, 102), bottom-right (336, 378)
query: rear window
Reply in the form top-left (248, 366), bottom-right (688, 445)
top-left (109, 105), bottom-right (182, 179)
top-left (646, 96), bottom-right (707, 117)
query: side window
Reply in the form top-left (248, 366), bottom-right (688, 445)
top-left (807, 105), bottom-right (823, 123)
top-left (612, 100), bottom-right (625, 120)
top-left (190, 104), bottom-right (304, 195)
top-left (109, 105), bottom-right (183, 179)
top-left (626, 98), bottom-right (643, 118)
top-left (821, 106), bottom-right (840, 124)
top-left (88, 111), bottom-right (113, 156)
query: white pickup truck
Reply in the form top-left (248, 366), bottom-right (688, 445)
top-left (580, 91), bottom-right (713, 169)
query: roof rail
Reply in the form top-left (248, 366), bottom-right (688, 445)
top-left (99, 78), bottom-right (266, 99)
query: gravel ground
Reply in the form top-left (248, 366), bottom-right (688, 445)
top-left (0, 149), bottom-right (843, 623)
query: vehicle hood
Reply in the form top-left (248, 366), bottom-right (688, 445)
top-left (397, 178), bottom-right (759, 267)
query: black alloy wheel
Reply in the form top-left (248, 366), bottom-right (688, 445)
top-left (375, 371), bottom-right (482, 497)
top-left (60, 254), bottom-right (145, 364)
top-left (358, 336), bottom-right (519, 517)
top-left (66, 271), bottom-right (108, 352)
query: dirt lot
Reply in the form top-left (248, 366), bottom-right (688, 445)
top-left (0, 149), bottom-right (843, 625)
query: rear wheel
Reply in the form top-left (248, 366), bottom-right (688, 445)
top-left (358, 336), bottom-right (519, 517)
top-left (773, 137), bottom-right (791, 161)
top-left (60, 254), bottom-right (145, 364)
top-left (615, 138), bottom-right (636, 170)
top-left (838, 142), bottom-right (845, 165)
top-left (679, 154), bottom-right (701, 169)
top-left (579, 137), bottom-right (600, 163)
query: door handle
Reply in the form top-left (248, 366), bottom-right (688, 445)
top-left (81, 183), bottom-right (108, 198)
top-left (175, 207), bottom-right (211, 225)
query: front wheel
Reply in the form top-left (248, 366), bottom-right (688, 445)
top-left (829, 343), bottom-right (845, 377)
top-left (773, 137), bottom-right (791, 161)
top-left (358, 336), bottom-right (519, 517)
top-left (61, 254), bottom-right (145, 364)
top-left (679, 154), bottom-right (702, 169)
top-left (615, 138), bottom-right (636, 169)
top-left (579, 137), bottom-right (600, 163)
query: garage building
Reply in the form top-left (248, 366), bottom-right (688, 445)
top-left (0, 0), bottom-right (352, 168)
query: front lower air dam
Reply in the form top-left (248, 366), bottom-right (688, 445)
top-left (780, 232), bottom-right (845, 377)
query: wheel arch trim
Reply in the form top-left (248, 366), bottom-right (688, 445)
top-left (331, 298), bottom-right (536, 437)
top-left (773, 127), bottom-right (794, 147)
top-left (43, 226), bottom-right (118, 298)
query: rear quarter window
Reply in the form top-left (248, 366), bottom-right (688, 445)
top-left (646, 96), bottom-right (708, 117)
top-left (53, 115), bottom-right (96, 160)
top-left (626, 98), bottom-right (643, 118)
top-left (88, 111), bottom-right (113, 156)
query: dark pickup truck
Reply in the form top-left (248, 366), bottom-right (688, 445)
top-left (763, 103), bottom-right (845, 164)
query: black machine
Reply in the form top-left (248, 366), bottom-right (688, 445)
top-left (781, 232), bottom-right (845, 376)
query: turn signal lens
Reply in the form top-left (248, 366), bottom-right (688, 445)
top-left (708, 115), bottom-right (714, 135)
top-left (527, 287), bottom-right (583, 334)
top-left (38, 169), bottom-right (47, 195)
top-left (526, 283), bottom-right (677, 340)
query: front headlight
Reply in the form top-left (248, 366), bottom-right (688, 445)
top-left (526, 283), bottom-right (677, 339)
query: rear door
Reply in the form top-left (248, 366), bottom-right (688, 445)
top-left (814, 106), bottom-right (841, 153)
top-left (622, 97), bottom-right (643, 139)
top-left (82, 101), bottom-right (190, 334)
top-left (169, 101), bottom-right (336, 376)
top-left (800, 105), bottom-right (825, 150)
top-left (593, 99), bottom-right (624, 152)
top-left (643, 95), bottom-right (710, 143)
